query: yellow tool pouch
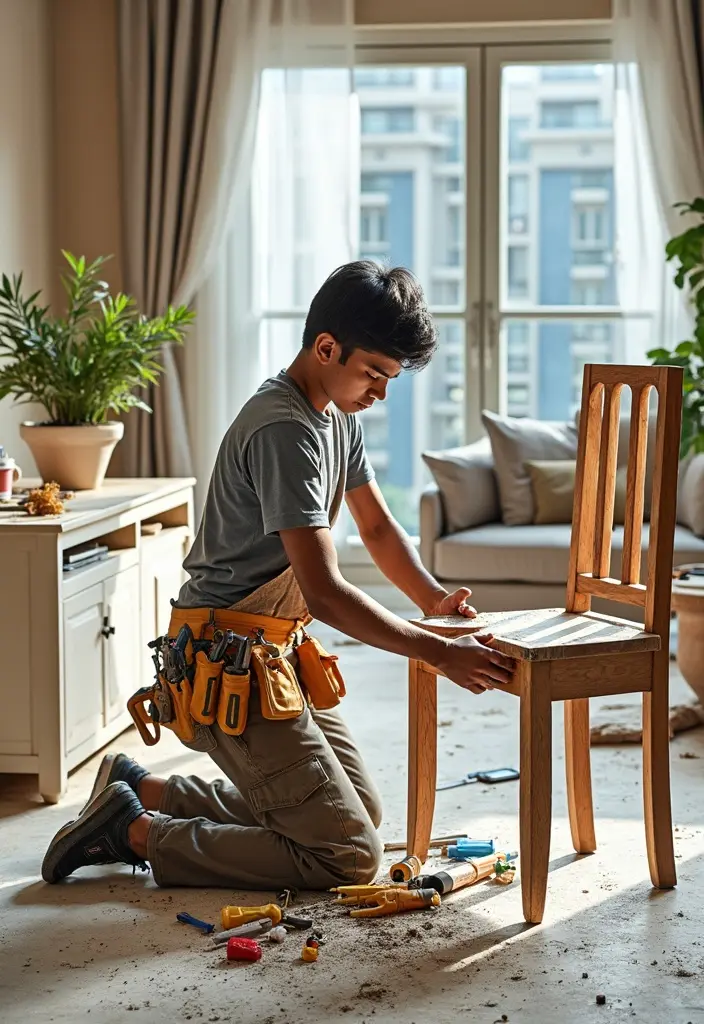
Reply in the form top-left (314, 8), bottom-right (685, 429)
top-left (191, 652), bottom-right (224, 726)
top-left (296, 633), bottom-right (346, 710)
top-left (251, 646), bottom-right (305, 720)
top-left (217, 667), bottom-right (250, 736)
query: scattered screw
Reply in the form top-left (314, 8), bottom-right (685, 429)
top-left (582, 972), bottom-right (589, 979)
top-left (596, 995), bottom-right (606, 1006)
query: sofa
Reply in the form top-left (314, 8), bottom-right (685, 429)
top-left (420, 411), bottom-right (704, 624)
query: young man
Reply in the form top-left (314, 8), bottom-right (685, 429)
top-left (42, 262), bottom-right (513, 889)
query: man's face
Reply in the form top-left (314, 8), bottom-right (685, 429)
top-left (315, 335), bottom-right (402, 415)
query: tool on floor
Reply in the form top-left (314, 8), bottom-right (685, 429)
top-left (281, 913), bottom-right (313, 931)
top-left (226, 937), bottom-right (262, 962)
top-left (350, 887), bottom-right (440, 919)
top-left (384, 833), bottom-right (468, 852)
top-left (268, 925), bottom-right (287, 943)
top-left (390, 854), bottom-right (422, 882)
top-left (277, 888), bottom-right (298, 909)
top-left (437, 767), bottom-right (520, 791)
top-left (445, 838), bottom-right (496, 859)
top-left (331, 883), bottom-right (408, 906)
top-left (301, 935), bottom-right (319, 961)
top-left (221, 903), bottom-right (282, 929)
top-left (176, 911), bottom-right (215, 934)
top-left (211, 919), bottom-right (273, 945)
top-left (493, 859), bottom-right (517, 885)
top-left (410, 852), bottom-right (517, 895)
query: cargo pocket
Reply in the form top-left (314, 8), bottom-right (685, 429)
top-left (248, 754), bottom-right (329, 814)
top-left (217, 668), bottom-right (250, 736)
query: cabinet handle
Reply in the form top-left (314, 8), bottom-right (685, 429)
top-left (101, 616), bottom-right (116, 639)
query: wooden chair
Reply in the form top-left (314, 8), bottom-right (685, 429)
top-left (407, 364), bottom-right (683, 924)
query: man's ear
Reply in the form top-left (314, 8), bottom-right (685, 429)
top-left (313, 332), bottom-right (340, 366)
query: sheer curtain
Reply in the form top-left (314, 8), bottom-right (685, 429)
top-left (612, 0), bottom-right (704, 359)
top-left (184, 1), bottom-right (357, 513)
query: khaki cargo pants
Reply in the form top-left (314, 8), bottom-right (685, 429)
top-left (146, 679), bottom-right (384, 890)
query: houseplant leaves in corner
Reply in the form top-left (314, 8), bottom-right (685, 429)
top-left (0, 251), bottom-right (194, 488)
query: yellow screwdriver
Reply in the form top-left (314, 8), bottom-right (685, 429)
top-left (220, 903), bottom-right (282, 929)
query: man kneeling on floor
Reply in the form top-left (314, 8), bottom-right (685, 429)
top-left (42, 261), bottom-right (514, 891)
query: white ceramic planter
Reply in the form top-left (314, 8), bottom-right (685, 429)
top-left (20, 421), bottom-right (125, 490)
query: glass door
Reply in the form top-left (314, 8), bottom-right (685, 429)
top-left (483, 44), bottom-right (656, 422)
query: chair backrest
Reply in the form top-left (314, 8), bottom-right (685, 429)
top-left (566, 364), bottom-right (683, 636)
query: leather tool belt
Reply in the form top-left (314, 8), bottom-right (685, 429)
top-left (127, 606), bottom-right (346, 746)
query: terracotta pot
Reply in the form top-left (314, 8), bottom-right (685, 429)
top-left (671, 583), bottom-right (704, 705)
top-left (19, 421), bottom-right (125, 490)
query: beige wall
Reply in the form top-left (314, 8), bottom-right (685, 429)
top-left (49, 0), bottom-right (123, 304)
top-left (0, 0), bottom-right (52, 473)
top-left (354, 0), bottom-right (611, 23)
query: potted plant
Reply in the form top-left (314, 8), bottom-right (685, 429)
top-left (648, 198), bottom-right (704, 458)
top-left (0, 251), bottom-right (193, 490)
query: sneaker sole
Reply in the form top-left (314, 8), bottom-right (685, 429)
top-left (81, 753), bottom-right (119, 814)
top-left (42, 784), bottom-right (131, 884)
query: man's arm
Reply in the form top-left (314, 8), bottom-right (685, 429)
top-left (279, 525), bottom-right (513, 694)
top-left (345, 480), bottom-right (469, 616)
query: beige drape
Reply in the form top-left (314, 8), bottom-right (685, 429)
top-left (117, 0), bottom-right (268, 477)
top-left (614, 0), bottom-right (704, 237)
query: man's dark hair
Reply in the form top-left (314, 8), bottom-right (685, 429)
top-left (302, 261), bottom-right (437, 371)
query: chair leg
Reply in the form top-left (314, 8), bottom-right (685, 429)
top-left (407, 659), bottom-right (437, 862)
top-left (564, 698), bottom-right (596, 854)
top-left (519, 662), bottom-right (552, 924)
top-left (643, 652), bottom-right (676, 888)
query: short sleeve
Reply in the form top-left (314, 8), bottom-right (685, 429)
top-left (246, 422), bottom-right (331, 534)
top-left (346, 415), bottom-right (376, 492)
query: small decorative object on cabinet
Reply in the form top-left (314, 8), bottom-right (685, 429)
top-left (0, 251), bottom-right (194, 489)
top-left (0, 477), bottom-right (194, 802)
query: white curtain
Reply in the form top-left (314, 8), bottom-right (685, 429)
top-left (613, 0), bottom-right (704, 358)
top-left (184, 0), bottom-right (357, 512)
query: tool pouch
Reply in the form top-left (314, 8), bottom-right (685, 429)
top-left (164, 670), bottom-right (196, 743)
top-left (191, 651), bottom-right (224, 726)
top-left (217, 668), bottom-right (250, 736)
top-left (296, 634), bottom-right (346, 710)
top-left (251, 647), bottom-right (305, 720)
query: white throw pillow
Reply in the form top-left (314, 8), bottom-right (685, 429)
top-left (422, 436), bottom-right (500, 534)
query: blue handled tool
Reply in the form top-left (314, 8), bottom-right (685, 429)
top-left (176, 911), bottom-right (215, 934)
top-left (447, 838), bottom-right (495, 859)
top-left (437, 767), bottom-right (519, 792)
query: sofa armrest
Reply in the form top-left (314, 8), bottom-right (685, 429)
top-left (419, 483), bottom-right (444, 572)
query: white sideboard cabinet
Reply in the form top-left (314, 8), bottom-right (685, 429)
top-left (0, 478), bottom-right (195, 802)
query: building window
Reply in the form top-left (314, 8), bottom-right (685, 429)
top-left (508, 116), bottom-right (530, 162)
top-left (432, 67), bottom-right (463, 91)
top-left (507, 383), bottom-right (530, 416)
top-left (574, 205), bottom-right (608, 243)
top-left (572, 249), bottom-right (607, 266)
top-left (571, 281), bottom-right (606, 305)
top-left (361, 107), bottom-right (414, 133)
top-left (540, 101), bottom-right (601, 129)
top-left (433, 115), bottom-right (461, 162)
top-left (360, 207), bottom-right (388, 244)
top-left (508, 174), bottom-right (529, 234)
top-left (508, 246), bottom-right (529, 298)
top-left (354, 68), bottom-right (414, 88)
top-left (572, 170), bottom-right (610, 189)
top-left (541, 64), bottom-right (599, 81)
top-left (431, 280), bottom-right (460, 306)
top-left (507, 321), bottom-right (530, 373)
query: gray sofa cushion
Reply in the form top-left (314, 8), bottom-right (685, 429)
top-left (434, 523), bottom-right (704, 584)
top-left (482, 410), bottom-right (578, 526)
top-left (421, 437), bottom-right (500, 534)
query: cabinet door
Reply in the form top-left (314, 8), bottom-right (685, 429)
top-left (103, 565), bottom-right (141, 724)
top-left (140, 528), bottom-right (190, 687)
top-left (63, 582), bottom-right (104, 753)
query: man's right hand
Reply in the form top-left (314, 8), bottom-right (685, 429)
top-left (435, 632), bottom-right (515, 694)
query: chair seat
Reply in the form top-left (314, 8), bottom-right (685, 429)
top-left (412, 607), bottom-right (660, 662)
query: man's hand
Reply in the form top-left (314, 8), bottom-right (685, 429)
top-left (426, 586), bottom-right (477, 618)
top-left (436, 632), bottom-right (515, 695)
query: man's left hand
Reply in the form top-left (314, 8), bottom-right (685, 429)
top-left (427, 587), bottom-right (477, 618)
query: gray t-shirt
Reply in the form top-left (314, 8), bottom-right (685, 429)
top-left (178, 371), bottom-right (375, 608)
